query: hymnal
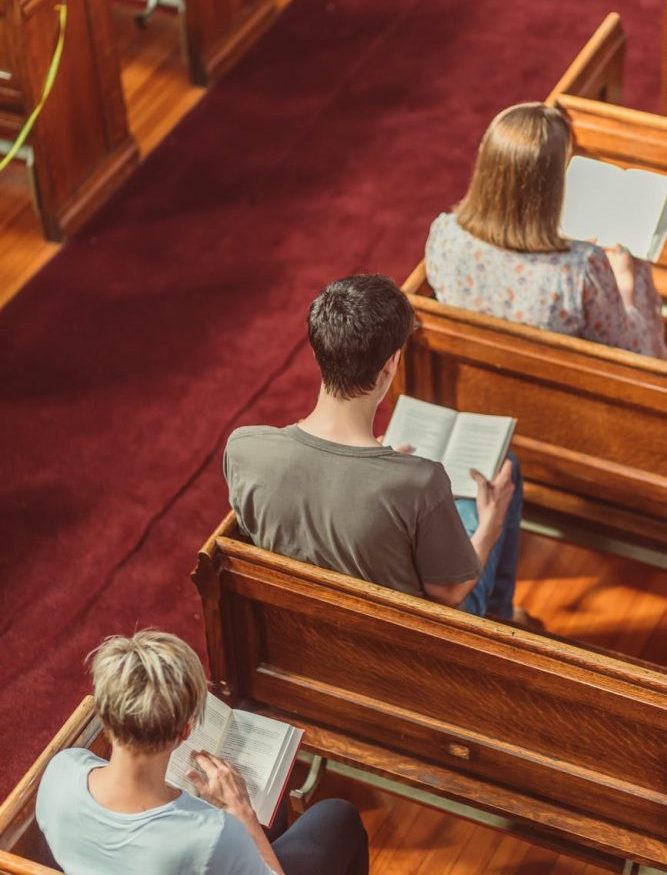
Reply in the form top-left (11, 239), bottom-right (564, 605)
top-left (561, 155), bottom-right (667, 261)
top-left (383, 395), bottom-right (516, 499)
top-left (167, 692), bottom-right (303, 827)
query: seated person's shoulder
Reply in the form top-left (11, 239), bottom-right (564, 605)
top-left (37, 747), bottom-right (102, 822)
top-left (227, 425), bottom-right (285, 445)
top-left (42, 746), bottom-right (99, 781)
top-left (386, 450), bottom-right (454, 498)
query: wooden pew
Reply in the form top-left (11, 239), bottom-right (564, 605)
top-left (546, 14), bottom-right (667, 300)
top-left (191, 514), bottom-right (667, 873)
top-left (183, 0), bottom-right (286, 86)
top-left (0, 697), bottom-right (106, 874)
top-left (0, 0), bottom-right (138, 241)
top-left (395, 262), bottom-right (667, 550)
top-left (544, 11), bottom-right (626, 106)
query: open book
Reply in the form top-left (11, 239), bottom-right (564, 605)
top-left (561, 155), bottom-right (667, 261)
top-left (166, 692), bottom-right (303, 827)
top-left (383, 395), bottom-right (516, 499)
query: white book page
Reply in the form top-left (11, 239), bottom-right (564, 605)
top-left (562, 156), bottom-right (667, 258)
top-left (166, 692), bottom-right (231, 795)
top-left (255, 727), bottom-right (303, 826)
top-left (219, 710), bottom-right (290, 822)
top-left (442, 413), bottom-right (515, 499)
top-left (621, 169), bottom-right (667, 259)
top-left (561, 156), bottom-right (623, 248)
top-left (383, 395), bottom-right (457, 462)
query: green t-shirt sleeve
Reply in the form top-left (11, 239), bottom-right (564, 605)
top-left (414, 492), bottom-right (481, 587)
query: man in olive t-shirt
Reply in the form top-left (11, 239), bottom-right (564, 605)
top-left (224, 274), bottom-right (523, 620)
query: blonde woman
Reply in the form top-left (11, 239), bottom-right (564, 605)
top-left (36, 630), bottom-right (368, 875)
top-left (425, 102), bottom-right (666, 358)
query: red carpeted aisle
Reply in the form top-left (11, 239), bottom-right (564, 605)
top-left (0, 0), bottom-right (662, 796)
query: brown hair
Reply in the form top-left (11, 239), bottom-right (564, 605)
top-left (455, 102), bottom-right (571, 252)
top-left (308, 274), bottom-right (415, 400)
top-left (88, 630), bottom-right (208, 752)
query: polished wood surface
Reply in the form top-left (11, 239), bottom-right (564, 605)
top-left (184, 0), bottom-right (287, 85)
top-left (313, 770), bottom-right (611, 875)
top-left (545, 12), bottom-right (625, 106)
top-left (0, 0), bottom-right (139, 241)
top-left (397, 262), bottom-right (667, 549)
top-left (192, 514), bottom-right (667, 870)
top-left (1, 1), bottom-right (222, 308)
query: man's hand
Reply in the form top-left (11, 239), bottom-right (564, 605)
top-left (470, 459), bottom-right (514, 544)
top-left (187, 752), bottom-right (255, 823)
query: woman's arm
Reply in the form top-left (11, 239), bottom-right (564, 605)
top-left (581, 246), bottom-right (665, 358)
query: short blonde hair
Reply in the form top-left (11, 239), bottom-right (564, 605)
top-left (88, 630), bottom-right (208, 752)
top-left (455, 102), bottom-right (571, 252)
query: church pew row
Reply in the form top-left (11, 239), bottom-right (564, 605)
top-left (188, 514), bottom-right (667, 873)
top-left (0, 697), bottom-right (105, 874)
top-left (395, 262), bottom-right (667, 550)
top-left (0, 0), bottom-right (138, 241)
top-left (546, 14), bottom-right (667, 301)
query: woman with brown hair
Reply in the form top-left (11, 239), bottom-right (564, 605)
top-left (425, 102), bottom-right (665, 358)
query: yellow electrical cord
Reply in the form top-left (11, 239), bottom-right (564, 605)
top-left (0, 3), bottom-right (68, 173)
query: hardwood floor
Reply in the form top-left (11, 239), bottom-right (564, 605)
top-left (0, 3), bottom-right (205, 309)
top-left (516, 533), bottom-right (666, 666)
top-left (307, 771), bottom-right (610, 875)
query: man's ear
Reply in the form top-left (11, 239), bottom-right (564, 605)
top-left (383, 348), bottom-right (401, 378)
top-left (179, 721), bottom-right (194, 743)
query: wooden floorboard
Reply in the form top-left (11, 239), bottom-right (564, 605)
top-left (308, 771), bottom-right (610, 875)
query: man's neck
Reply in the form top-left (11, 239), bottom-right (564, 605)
top-left (298, 386), bottom-right (381, 447)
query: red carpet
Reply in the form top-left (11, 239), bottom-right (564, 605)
top-left (0, 0), bottom-right (662, 797)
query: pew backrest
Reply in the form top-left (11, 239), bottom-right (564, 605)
top-left (193, 514), bottom-right (667, 868)
top-left (0, 697), bottom-right (106, 872)
top-left (398, 262), bottom-right (667, 548)
top-left (545, 12), bottom-right (625, 106)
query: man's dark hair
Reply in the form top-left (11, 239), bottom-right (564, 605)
top-left (308, 274), bottom-right (415, 399)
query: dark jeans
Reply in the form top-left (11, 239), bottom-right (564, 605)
top-left (457, 451), bottom-right (523, 620)
top-left (271, 799), bottom-right (369, 875)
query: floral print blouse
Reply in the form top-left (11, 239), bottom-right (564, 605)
top-left (425, 213), bottom-right (666, 359)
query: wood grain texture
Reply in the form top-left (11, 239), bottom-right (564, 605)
top-left (191, 516), bottom-right (667, 869)
top-left (0, 0), bottom-right (290, 308)
top-left (397, 264), bottom-right (667, 548)
top-left (1, 0), bottom-right (139, 240)
top-left (544, 12), bottom-right (626, 106)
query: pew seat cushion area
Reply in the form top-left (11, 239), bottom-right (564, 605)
top-left (193, 516), bottom-right (667, 871)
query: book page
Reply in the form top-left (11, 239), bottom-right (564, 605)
top-left (562, 157), bottom-right (667, 259)
top-left (383, 395), bottom-right (457, 462)
top-left (442, 413), bottom-right (515, 499)
top-left (166, 692), bottom-right (231, 795)
top-left (256, 727), bottom-right (303, 827)
top-left (561, 156), bottom-right (623, 248)
top-left (219, 710), bottom-right (290, 816)
top-left (621, 169), bottom-right (667, 259)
